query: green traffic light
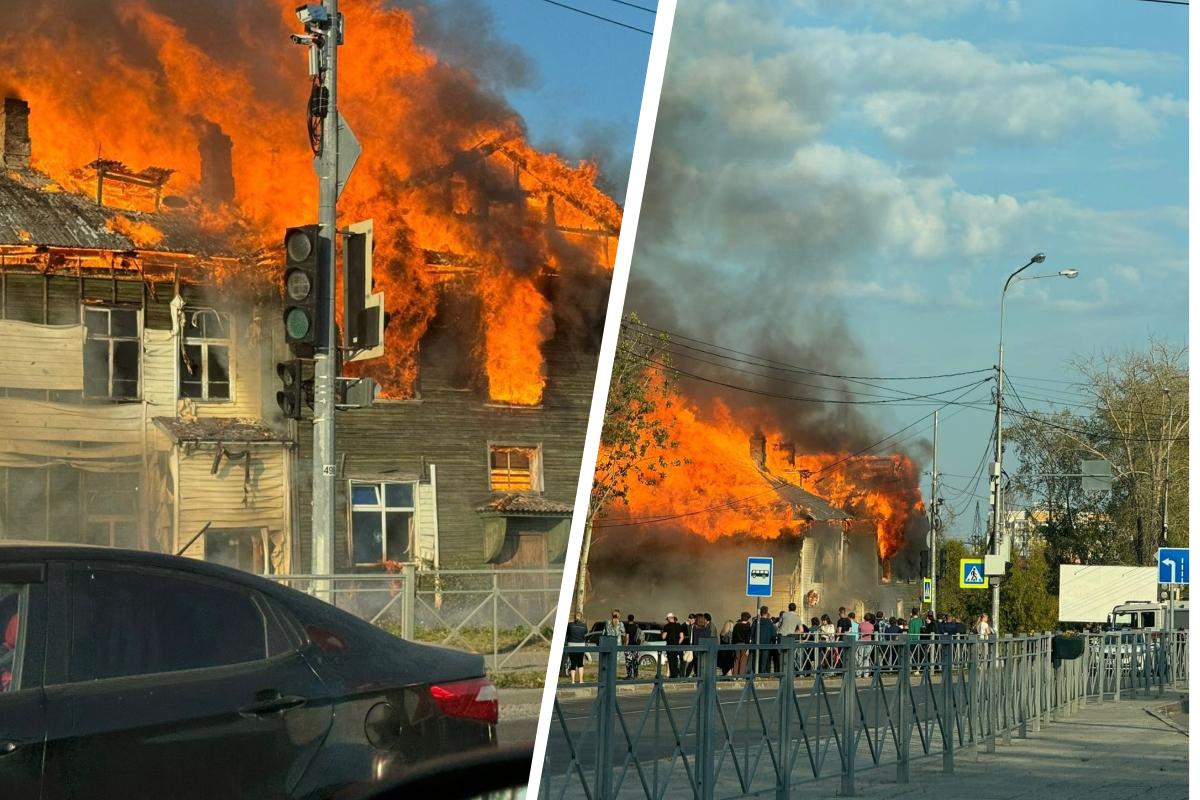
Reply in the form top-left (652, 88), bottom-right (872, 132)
top-left (285, 308), bottom-right (311, 340)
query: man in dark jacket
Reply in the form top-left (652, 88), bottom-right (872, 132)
top-left (662, 613), bottom-right (686, 678)
top-left (752, 606), bottom-right (776, 673)
top-left (565, 613), bottom-right (589, 684)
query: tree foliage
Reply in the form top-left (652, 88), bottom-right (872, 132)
top-left (1006, 339), bottom-right (1187, 568)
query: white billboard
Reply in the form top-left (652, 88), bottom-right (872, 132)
top-left (1058, 565), bottom-right (1158, 622)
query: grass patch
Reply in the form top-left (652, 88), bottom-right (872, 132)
top-left (489, 670), bottom-right (546, 689)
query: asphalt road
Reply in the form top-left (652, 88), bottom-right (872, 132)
top-left (543, 673), bottom-right (950, 772)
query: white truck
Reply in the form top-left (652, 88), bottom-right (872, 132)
top-left (1108, 600), bottom-right (1188, 631)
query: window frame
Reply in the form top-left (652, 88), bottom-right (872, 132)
top-left (58, 563), bottom-right (291, 686)
top-left (487, 443), bottom-right (543, 493)
top-left (178, 307), bottom-right (234, 403)
top-left (82, 471), bottom-right (140, 549)
top-left (347, 480), bottom-right (417, 566)
top-left (81, 303), bottom-right (142, 401)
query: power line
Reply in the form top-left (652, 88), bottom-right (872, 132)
top-left (1002, 404), bottom-right (1188, 443)
top-left (622, 321), bottom-right (993, 382)
top-left (1135, 0), bottom-right (1188, 6)
top-left (595, 381), bottom-right (984, 529)
top-left (621, 345), bottom-right (996, 407)
top-left (602, 0), bottom-right (656, 13)
top-left (536, 0), bottom-right (653, 34)
top-left (646, 340), bottom-right (993, 405)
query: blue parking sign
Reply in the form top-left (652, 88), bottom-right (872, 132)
top-left (746, 557), bottom-right (773, 597)
top-left (1157, 548), bottom-right (1188, 585)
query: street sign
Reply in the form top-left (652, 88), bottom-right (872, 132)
top-left (960, 558), bottom-right (987, 589)
top-left (746, 557), bottom-right (773, 597)
top-left (922, 578), bottom-right (932, 603)
top-left (336, 113), bottom-right (361, 200)
top-left (1157, 547), bottom-right (1189, 585)
top-left (1081, 459), bottom-right (1112, 492)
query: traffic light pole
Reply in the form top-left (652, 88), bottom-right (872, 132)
top-left (930, 410), bottom-right (938, 616)
top-left (312, 0), bottom-right (339, 593)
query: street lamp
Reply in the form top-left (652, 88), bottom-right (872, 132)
top-left (992, 255), bottom-right (1079, 634)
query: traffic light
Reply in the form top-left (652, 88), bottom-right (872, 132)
top-left (276, 360), bottom-right (303, 420)
top-left (283, 225), bottom-right (321, 354)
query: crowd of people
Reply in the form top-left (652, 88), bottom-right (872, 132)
top-left (563, 603), bottom-right (996, 683)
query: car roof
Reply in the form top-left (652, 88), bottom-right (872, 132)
top-left (0, 542), bottom-right (281, 592)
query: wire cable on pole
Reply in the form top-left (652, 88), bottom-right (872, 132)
top-left (536, 0), bottom-right (653, 34)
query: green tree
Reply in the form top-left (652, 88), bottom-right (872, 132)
top-left (574, 314), bottom-right (683, 615)
top-left (1006, 339), bottom-right (1187, 567)
top-left (1000, 541), bottom-right (1058, 633)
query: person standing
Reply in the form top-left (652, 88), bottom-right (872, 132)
top-left (974, 613), bottom-right (993, 638)
top-left (683, 613), bottom-right (698, 677)
top-left (662, 613), bottom-right (686, 678)
top-left (717, 619), bottom-right (736, 675)
top-left (908, 607), bottom-right (924, 670)
top-left (731, 612), bottom-right (753, 674)
top-left (776, 602), bottom-right (804, 675)
top-left (565, 613), bottom-right (589, 684)
top-left (752, 606), bottom-right (775, 673)
top-left (857, 613), bottom-right (875, 677)
top-left (623, 613), bottom-right (642, 679)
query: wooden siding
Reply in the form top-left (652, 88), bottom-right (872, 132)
top-left (176, 444), bottom-right (289, 569)
top-left (295, 329), bottom-right (597, 571)
top-left (0, 397), bottom-right (143, 466)
top-left (0, 320), bottom-right (84, 390)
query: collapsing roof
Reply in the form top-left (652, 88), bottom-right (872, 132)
top-left (759, 468), bottom-right (853, 524)
top-left (0, 176), bottom-right (241, 257)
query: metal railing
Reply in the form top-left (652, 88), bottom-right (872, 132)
top-left (541, 631), bottom-right (1187, 799)
top-left (270, 567), bottom-right (562, 670)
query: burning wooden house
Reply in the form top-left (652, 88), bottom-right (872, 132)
top-left (0, 93), bottom-right (620, 582)
top-left (295, 140), bottom-right (619, 576)
top-left (0, 98), bottom-right (295, 572)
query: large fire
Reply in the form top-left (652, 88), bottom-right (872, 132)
top-left (2, 0), bottom-right (620, 404)
top-left (608, 389), bottom-right (924, 564)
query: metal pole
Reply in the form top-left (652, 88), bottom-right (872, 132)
top-left (992, 255), bottom-right (1040, 636)
top-left (312, 0), bottom-right (340, 594)
top-left (776, 637), bottom-right (794, 800)
top-left (595, 635), bottom-right (617, 800)
top-left (840, 638), bottom-right (857, 797)
top-left (931, 410), bottom-right (939, 616)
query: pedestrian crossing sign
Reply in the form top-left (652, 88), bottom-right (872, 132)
top-left (922, 578), bottom-right (931, 603)
top-left (959, 558), bottom-right (987, 589)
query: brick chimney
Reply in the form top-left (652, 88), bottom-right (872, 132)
top-left (197, 119), bottom-right (235, 205)
top-left (1, 98), bottom-right (31, 170)
top-left (749, 431), bottom-right (766, 469)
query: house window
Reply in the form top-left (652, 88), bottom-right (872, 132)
top-left (83, 305), bottom-right (140, 400)
top-left (489, 445), bottom-right (542, 492)
top-left (349, 481), bottom-right (415, 566)
top-left (180, 309), bottom-right (232, 401)
top-left (83, 471), bottom-right (139, 549)
top-left (204, 528), bottom-right (268, 574)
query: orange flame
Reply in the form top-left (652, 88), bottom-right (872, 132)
top-left (606, 390), bottom-right (924, 563)
top-left (3, 0), bottom-right (619, 403)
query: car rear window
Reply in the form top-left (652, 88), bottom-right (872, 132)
top-left (69, 566), bottom-right (277, 682)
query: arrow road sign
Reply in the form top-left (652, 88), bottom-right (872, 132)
top-left (960, 558), bottom-right (987, 589)
top-left (746, 557), bottom-right (773, 598)
top-left (1157, 547), bottom-right (1189, 585)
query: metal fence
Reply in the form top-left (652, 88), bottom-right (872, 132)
top-left (541, 630), bottom-right (1188, 800)
top-left (270, 567), bottom-right (562, 670)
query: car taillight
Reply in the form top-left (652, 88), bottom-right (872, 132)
top-left (429, 678), bottom-right (498, 725)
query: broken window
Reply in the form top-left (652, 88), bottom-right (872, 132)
top-left (204, 527), bottom-right (268, 575)
top-left (349, 481), bottom-right (415, 566)
top-left (83, 305), bottom-right (140, 400)
top-left (0, 465), bottom-right (83, 542)
top-left (83, 471), bottom-right (139, 549)
top-left (179, 309), bottom-right (231, 401)
top-left (489, 445), bottom-right (542, 492)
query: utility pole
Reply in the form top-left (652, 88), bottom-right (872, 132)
top-left (926, 410), bottom-right (936, 618)
top-left (312, 0), bottom-right (340, 589)
top-left (1162, 388), bottom-right (1174, 633)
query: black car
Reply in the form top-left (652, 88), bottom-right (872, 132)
top-left (0, 544), bottom-right (499, 799)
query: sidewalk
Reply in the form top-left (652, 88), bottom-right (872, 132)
top-left (843, 691), bottom-right (1189, 800)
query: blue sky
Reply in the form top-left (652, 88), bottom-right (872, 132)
top-left (620, 0), bottom-right (1188, 536)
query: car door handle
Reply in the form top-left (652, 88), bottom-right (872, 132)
top-left (239, 692), bottom-right (308, 717)
top-left (0, 740), bottom-right (20, 756)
